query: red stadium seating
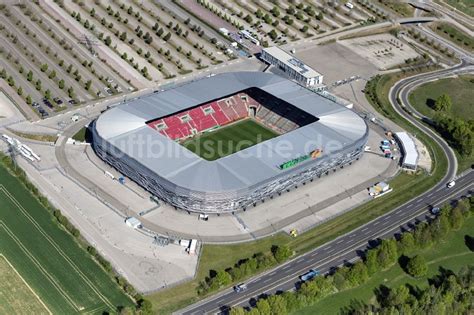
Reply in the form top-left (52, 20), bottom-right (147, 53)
top-left (147, 91), bottom-right (298, 141)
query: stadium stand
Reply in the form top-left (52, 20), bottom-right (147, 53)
top-left (147, 87), bottom-right (318, 142)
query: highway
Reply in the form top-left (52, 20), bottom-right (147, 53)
top-left (180, 63), bottom-right (473, 315)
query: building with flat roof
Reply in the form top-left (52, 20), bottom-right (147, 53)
top-left (395, 132), bottom-right (418, 170)
top-left (261, 46), bottom-right (323, 87)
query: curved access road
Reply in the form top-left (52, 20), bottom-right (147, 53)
top-left (179, 61), bottom-right (474, 314)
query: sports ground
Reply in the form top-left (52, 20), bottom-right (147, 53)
top-left (0, 164), bottom-right (133, 314)
top-left (181, 119), bottom-right (279, 161)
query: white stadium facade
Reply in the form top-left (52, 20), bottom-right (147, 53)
top-left (91, 72), bottom-right (368, 214)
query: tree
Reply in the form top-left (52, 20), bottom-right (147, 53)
top-left (267, 295), bottom-right (287, 315)
top-left (26, 70), bottom-right (33, 82)
top-left (68, 86), bottom-right (75, 98)
top-left (346, 261), bottom-right (369, 287)
top-left (7, 76), bottom-right (15, 87)
top-left (384, 285), bottom-right (410, 307)
top-left (268, 29), bottom-right (278, 40)
top-left (229, 307), bottom-right (246, 315)
top-left (272, 245), bottom-right (292, 262)
top-left (44, 89), bottom-right (51, 100)
top-left (1, 68), bottom-right (7, 79)
top-left (40, 63), bottom-right (48, 72)
top-left (399, 232), bottom-right (415, 253)
top-left (434, 94), bottom-right (452, 112)
top-left (163, 32), bottom-right (171, 41)
top-left (17, 86), bottom-right (23, 96)
top-left (119, 31), bottom-right (127, 41)
top-left (85, 80), bottom-right (92, 90)
top-left (255, 299), bottom-right (271, 315)
top-left (26, 94), bottom-right (32, 105)
top-left (48, 70), bottom-right (56, 79)
top-left (58, 79), bottom-right (65, 89)
top-left (137, 298), bottom-right (153, 315)
top-left (35, 79), bottom-right (41, 90)
top-left (364, 249), bottom-right (379, 275)
top-left (104, 35), bottom-right (112, 46)
top-left (406, 255), bottom-right (427, 277)
top-left (377, 239), bottom-right (398, 269)
top-left (271, 6), bottom-right (280, 17)
top-left (449, 207), bottom-right (464, 230)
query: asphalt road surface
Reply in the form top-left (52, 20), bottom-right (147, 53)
top-left (180, 60), bottom-right (473, 314)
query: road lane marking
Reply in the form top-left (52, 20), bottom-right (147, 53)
top-left (361, 227), bottom-right (368, 232)
top-left (191, 180), bottom-right (474, 314)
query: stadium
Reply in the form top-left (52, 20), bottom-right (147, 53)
top-left (91, 72), bottom-right (368, 214)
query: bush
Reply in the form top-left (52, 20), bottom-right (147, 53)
top-left (406, 255), bottom-right (427, 277)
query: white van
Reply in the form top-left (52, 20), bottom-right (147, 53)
top-left (447, 181), bottom-right (456, 188)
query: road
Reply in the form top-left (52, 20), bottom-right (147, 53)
top-left (180, 62), bottom-right (473, 314)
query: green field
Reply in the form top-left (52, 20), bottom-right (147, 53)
top-left (182, 119), bottom-right (279, 161)
top-left (0, 165), bottom-right (133, 314)
top-left (444, 0), bottom-right (474, 18)
top-left (432, 22), bottom-right (474, 52)
top-left (408, 74), bottom-right (474, 119)
top-left (408, 74), bottom-right (474, 171)
top-left (0, 255), bottom-right (51, 315)
top-left (295, 213), bottom-right (474, 314)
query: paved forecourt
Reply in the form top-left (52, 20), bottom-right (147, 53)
top-left (0, 165), bottom-right (133, 314)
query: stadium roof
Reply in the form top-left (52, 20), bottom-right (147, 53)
top-left (95, 72), bottom-right (367, 193)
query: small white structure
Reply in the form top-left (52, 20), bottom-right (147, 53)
top-left (395, 132), bottom-right (418, 170)
top-left (125, 217), bottom-right (142, 229)
top-left (261, 46), bottom-right (323, 87)
top-left (187, 239), bottom-right (198, 255)
top-left (369, 182), bottom-right (392, 198)
top-left (345, 2), bottom-right (354, 9)
top-left (219, 27), bottom-right (229, 36)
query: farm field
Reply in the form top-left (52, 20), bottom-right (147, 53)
top-left (0, 255), bottom-right (51, 315)
top-left (0, 164), bottom-right (133, 314)
top-left (182, 119), bottom-right (278, 160)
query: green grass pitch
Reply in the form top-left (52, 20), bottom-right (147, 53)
top-left (0, 165), bottom-right (133, 314)
top-left (182, 119), bottom-right (279, 161)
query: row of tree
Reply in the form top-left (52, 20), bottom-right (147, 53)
top-left (229, 197), bottom-right (473, 314)
top-left (197, 245), bottom-right (292, 295)
top-left (344, 265), bottom-right (473, 314)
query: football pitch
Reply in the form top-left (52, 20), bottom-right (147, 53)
top-left (0, 165), bottom-right (133, 314)
top-left (182, 119), bottom-right (279, 161)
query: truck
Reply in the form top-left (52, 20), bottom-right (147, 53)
top-left (299, 269), bottom-right (320, 282)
